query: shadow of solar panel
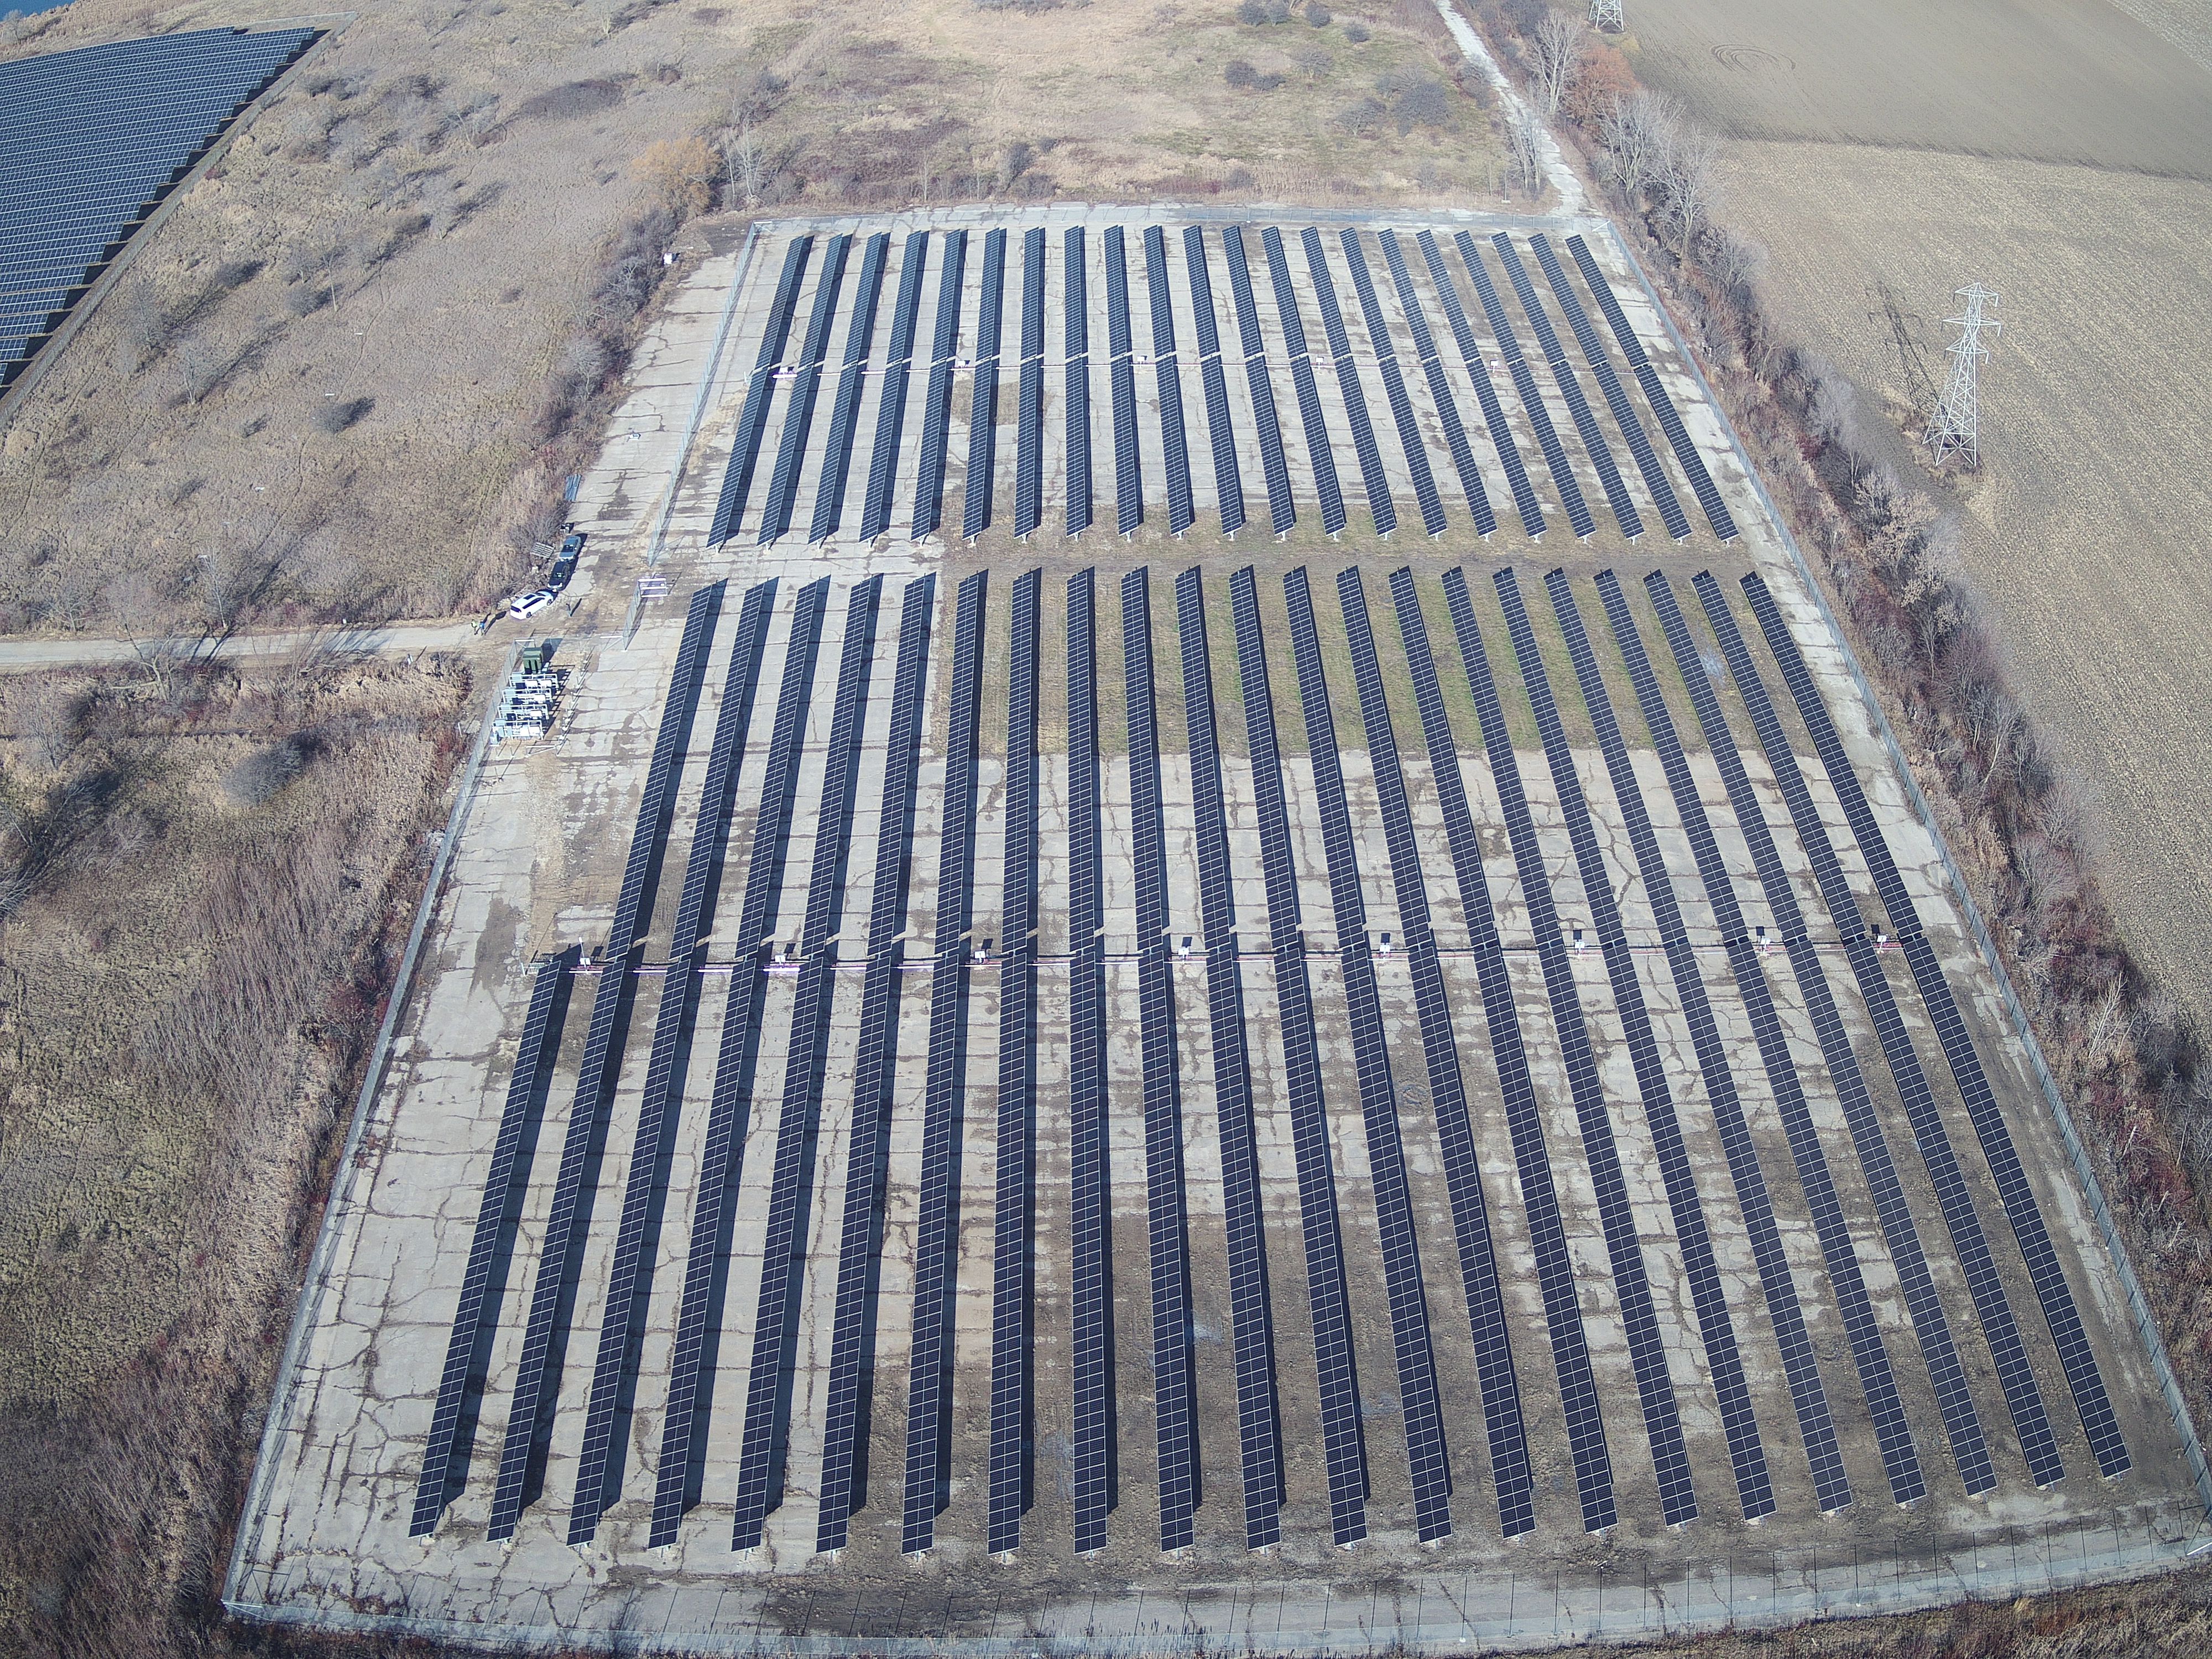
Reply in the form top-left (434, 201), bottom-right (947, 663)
top-left (1229, 567), bottom-right (1367, 1546)
top-left (1564, 234), bottom-right (1738, 540)
top-left (902, 571), bottom-right (989, 1555)
top-left (1339, 232), bottom-right (1444, 535)
top-left (1218, 228), bottom-right (1291, 535)
top-left (1105, 227), bottom-right (1143, 536)
top-left (1493, 237), bottom-right (1641, 540)
top-left (1260, 228), bottom-right (1345, 535)
top-left (648, 579), bottom-right (836, 1546)
top-left (1065, 228), bottom-right (1094, 538)
top-left (911, 229), bottom-right (969, 540)
top-left (1143, 229), bottom-right (1195, 535)
top-left (1378, 233), bottom-right (1494, 536)
top-left (963, 228), bottom-right (1008, 540)
top-left (1301, 229), bottom-right (1395, 536)
top-left (1175, 567), bottom-right (1281, 1548)
top-left (1338, 568), bottom-right (1531, 1537)
top-left (1385, 568), bottom-right (1602, 1537)
top-left (712, 237), bottom-right (814, 544)
top-left (1065, 568), bottom-right (1113, 1552)
top-left (815, 574), bottom-right (938, 1553)
top-left (1594, 570), bottom-right (1914, 1511)
top-left (730, 580), bottom-right (884, 1550)
top-left (760, 234), bottom-right (852, 544)
top-left (488, 584), bottom-right (724, 1542)
top-left (568, 578), bottom-right (780, 1543)
top-left (1181, 228), bottom-right (1246, 537)
top-left (810, 233), bottom-right (890, 544)
top-left (1123, 568), bottom-right (1198, 1551)
top-left (1672, 580), bottom-right (2026, 1504)
top-left (1739, 575), bottom-right (2126, 1480)
top-left (1415, 230), bottom-right (1543, 539)
top-left (859, 232), bottom-right (930, 542)
top-left (1014, 229), bottom-right (1047, 538)
top-left (1530, 236), bottom-right (1690, 541)
top-left (0, 26), bottom-right (321, 384)
top-left (1286, 569), bottom-right (1447, 1541)
top-left (1455, 236), bottom-right (1594, 540)
top-left (1444, 565), bottom-right (1692, 1527)
top-left (411, 945), bottom-right (581, 1538)
top-left (1503, 569), bottom-right (1771, 1520)
top-left (988, 569), bottom-right (1044, 1556)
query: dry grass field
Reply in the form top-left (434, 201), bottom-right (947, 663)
top-left (0, 0), bottom-right (1503, 643)
top-left (1618, 0), bottom-right (2212, 1032)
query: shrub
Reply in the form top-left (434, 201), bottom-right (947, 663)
top-left (1305, 1), bottom-right (1331, 21)
top-left (1391, 76), bottom-right (1450, 131)
top-left (1236, 0), bottom-right (1291, 20)
top-left (1343, 19), bottom-right (1370, 41)
top-left (1295, 46), bottom-right (1332, 77)
top-left (1225, 58), bottom-right (1260, 86)
top-left (284, 283), bottom-right (331, 318)
top-left (314, 396), bottom-right (373, 434)
top-left (222, 738), bottom-right (309, 807)
top-left (632, 135), bottom-right (719, 215)
top-left (1332, 93), bottom-right (1386, 133)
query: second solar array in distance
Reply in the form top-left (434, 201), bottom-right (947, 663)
top-left (711, 237), bottom-right (812, 545)
top-left (1415, 231), bottom-right (1543, 538)
top-left (1105, 228), bottom-right (1143, 535)
top-left (1338, 232), bottom-right (1445, 535)
top-left (1455, 236), bottom-right (1594, 539)
top-left (1015, 230), bottom-right (1047, 538)
top-left (810, 233), bottom-right (892, 544)
top-left (911, 229), bottom-right (969, 540)
top-left (1300, 229), bottom-right (1395, 535)
top-left (1065, 229), bottom-right (1094, 536)
top-left (1222, 227), bottom-right (1294, 534)
top-left (760, 233), bottom-right (852, 543)
top-left (1230, 567), bottom-right (1368, 1545)
top-left (1260, 228), bottom-right (1347, 535)
top-left (1182, 229), bottom-right (1246, 536)
top-left (962, 228), bottom-right (1009, 540)
top-left (1378, 232), bottom-right (1495, 535)
top-left (859, 233), bottom-right (930, 541)
top-left (1144, 229), bottom-right (1196, 534)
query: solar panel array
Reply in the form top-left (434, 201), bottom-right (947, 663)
top-left (405, 551), bottom-right (2135, 1563)
top-left (1738, 575), bottom-right (2129, 1478)
top-left (1379, 232), bottom-right (1495, 536)
top-left (914, 229), bottom-right (969, 540)
top-left (810, 233), bottom-right (890, 545)
top-left (760, 233), bottom-right (851, 544)
top-left (1416, 229), bottom-right (1543, 538)
top-left (1457, 234), bottom-right (1595, 540)
top-left (1261, 227), bottom-right (1348, 536)
top-left (1340, 232), bottom-right (1446, 536)
top-left (901, 571), bottom-right (989, 1554)
top-left (962, 228), bottom-right (1007, 540)
top-left (1183, 227), bottom-right (1246, 538)
top-left (0, 27), bottom-right (320, 379)
top-left (1064, 228), bottom-right (1094, 538)
top-left (711, 239), bottom-right (813, 546)
top-left (1143, 228), bottom-right (1196, 535)
top-left (1222, 226), bottom-right (1294, 534)
top-left (1105, 227), bottom-right (1143, 535)
top-left (1175, 569), bottom-right (1282, 1549)
top-left (988, 568), bottom-right (1043, 1555)
top-left (1301, 228), bottom-right (1395, 536)
top-left (1015, 229), bottom-right (1047, 538)
top-left (730, 579), bottom-right (883, 1549)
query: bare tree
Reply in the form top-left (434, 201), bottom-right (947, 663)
top-left (1530, 11), bottom-right (1587, 117)
top-left (1599, 88), bottom-right (1679, 200)
top-left (723, 117), bottom-right (766, 208)
top-left (1506, 114), bottom-right (1545, 199)
top-left (1653, 123), bottom-right (1722, 255)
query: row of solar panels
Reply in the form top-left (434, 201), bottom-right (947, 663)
top-left (706, 224), bottom-right (1738, 551)
top-left (409, 562), bottom-right (2122, 1557)
top-left (0, 26), bottom-right (320, 380)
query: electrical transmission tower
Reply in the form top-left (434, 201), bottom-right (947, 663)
top-left (1926, 282), bottom-right (2001, 469)
top-left (1590, 0), bottom-right (1625, 30)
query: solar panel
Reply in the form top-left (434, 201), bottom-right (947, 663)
top-left (488, 583), bottom-right (724, 1541)
top-left (809, 232), bottom-right (892, 544)
top-left (1284, 568), bottom-right (1446, 1538)
top-left (760, 233), bottom-right (853, 544)
top-left (1338, 232), bottom-right (1444, 535)
top-left (1260, 227), bottom-right (1347, 535)
top-left (711, 237), bottom-right (814, 545)
top-left (901, 571), bottom-right (989, 1554)
top-left (1065, 228), bottom-right (1094, 537)
top-left (1443, 566), bottom-right (1692, 1526)
top-left (1377, 232), bottom-right (1495, 536)
top-left (1121, 568), bottom-right (1198, 1551)
top-left (1104, 227), bottom-right (1143, 535)
top-left (1595, 570), bottom-right (1918, 1509)
top-left (1014, 229), bottom-right (1047, 538)
top-left (1065, 568), bottom-right (1113, 1552)
top-left (0, 27), bottom-right (322, 386)
top-left (730, 578), bottom-right (886, 1550)
top-left (1413, 230), bottom-right (1544, 538)
top-left (962, 228), bottom-right (1008, 540)
top-left (911, 229), bottom-right (968, 540)
top-left (1530, 236), bottom-right (1690, 540)
top-left (1228, 567), bottom-right (1368, 1546)
top-left (567, 578), bottom-right (781, 1542)
top-left (1563, 234), bottom-right (1738, 540)
top-left (1647, 572), bottom-right (1997, 1495)
top-left (647, 579), bottom-right (837, 1546)
top-left (1504, 568), bottom-right (1769, 1520)
top-left (1300, 229), bottom-right (1395, 536)
top-left (1143, 228), bottom-right (1196, 535)
top-left (1739, 575), bottom-right (2127, 1479)
top-left (859, 232), bottom-right (930, 542)
top-left (1181, 228), bottom-right (1246, 536)
top-left (1492, 237), bottom-right (1641, 539)
top-left (1338, 569), bottom-right (1530, 1538)
top-left (1222, 227), bottom-right (1294, 534)
top-left (987, 569), bottom-right (1044, 1555)
top-left (410, 944), bottom-right (581, 1537)
top-left (1384, 568), bottom-right (1608, 1536)
top-left (1454, 234), bottom-right (1595, 540)
top-left (1175, 567), bottom-right (1281, 1550)
top-left (815, 574), bottom-right (938, 1553)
